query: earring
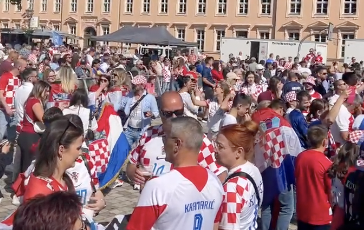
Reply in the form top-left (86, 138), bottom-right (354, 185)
top-left (59, 156), bottom-right (62, 161)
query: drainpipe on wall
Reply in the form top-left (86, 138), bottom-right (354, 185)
top-left (271, 0), bottom-right (277, 39)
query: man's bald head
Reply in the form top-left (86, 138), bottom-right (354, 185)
top-left (8, 50), bottom-right (19, 62)
top-left (160, 91), bottom-right (183, 109)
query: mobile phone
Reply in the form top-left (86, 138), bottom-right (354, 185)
top-left (347, 86), bottom-right (356, 104)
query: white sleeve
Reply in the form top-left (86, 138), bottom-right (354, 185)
top-left (335, 107), bottom-right (350, 132)
top-left (88, 92), bottom-right (96, 106)
top-left (221, 114), bottom-right (237, 127)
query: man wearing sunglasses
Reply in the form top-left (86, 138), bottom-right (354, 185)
top-left (126, 91), bottom-right (227, 190)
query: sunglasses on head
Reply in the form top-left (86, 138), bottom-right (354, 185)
top-left (59, 119), bottom-right (79, 145)
top-left (160, 108), bottom-right (184, 118)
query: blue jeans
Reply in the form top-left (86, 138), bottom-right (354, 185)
top-left (0, 110), bottom-right (17, 142)
top-left (261, 186), bottom-right (294, 230)
top-left (124, 126), bottom-right (142, 148)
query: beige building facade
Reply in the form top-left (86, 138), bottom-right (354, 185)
top-left (0, 0), bottom-right (362, 61)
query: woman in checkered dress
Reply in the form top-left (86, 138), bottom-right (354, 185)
top-left (215, 122), bottom-right (263, 230)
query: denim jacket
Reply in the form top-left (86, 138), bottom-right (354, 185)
top-left (120, 91), bottom-right (159, 132)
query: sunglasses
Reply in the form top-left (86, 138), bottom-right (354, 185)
top-left (59, 119), bottom-right (79, 145)
top-left (160, 108), bottom-right (184, 118)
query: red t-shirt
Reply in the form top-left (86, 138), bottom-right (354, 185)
top-left (295, 149), bottom-right (332, 225)
top-left (22, 97), bottom-right (41, 134)
top-left (211, 69), bottom-right (223, 82)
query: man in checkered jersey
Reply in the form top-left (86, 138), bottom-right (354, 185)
top-left (126, 91), bottom-right (227, 187)
top-left (127, 117), bottom-right (224, 230)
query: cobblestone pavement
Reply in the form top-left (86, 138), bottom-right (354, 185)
top-left (0, 118), bottom-right (297, 229)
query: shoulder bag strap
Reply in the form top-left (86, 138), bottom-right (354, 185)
top-left (224, 171), bottom-right (261, 206)
top-left (88, 108), bottom-right (93, 130)
top-left (124, 94), bottom-right (148, 121)
top-left (81, 154), bottom-right (97, 193)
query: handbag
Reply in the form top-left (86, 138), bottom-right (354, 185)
top-left (120, 94), bottom-right (148, 125)
top-left (24, 113), bottom-right (46, 134)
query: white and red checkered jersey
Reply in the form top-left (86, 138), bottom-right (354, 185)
top-left (315, 55), bottom-right (323, 64)
top-left (67, 154), bottom-right (99, 206)
top-left (129, 125), bottom-right (226, 177)
top-left (127, 166), bottom-right (224, 230)
top-left (28, 53), bottom-right (38, 64)
top-left (219, 162), bottom-right (263, 230)
top-left (240, 83), bottom-right (263, 99)
top-left (284, 61), bottom-right (293, 70)
top-left (0, 72), bottom-right (21, 109)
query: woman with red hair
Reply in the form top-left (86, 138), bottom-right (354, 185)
top-left (215, 122), bottom-right (263, 230)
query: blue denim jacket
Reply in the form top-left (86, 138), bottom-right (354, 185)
top-left (120, 91), bottom-right (159, 132)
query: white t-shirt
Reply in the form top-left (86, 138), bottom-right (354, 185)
top-left (353, 114), bottom-right (364, 130)
top-left (331, 105), bottom-right (354, 144)
top-left (179, 92), bottom-right (198, 119)
top-left (86, 54), bottom-right (94, 66)
top-left (14, 82), bottom-right (33, 126)
top-left (207, 99), bottom-right (225, 133)
top-left (129, 125), bottom-right (226, 177)
top-left (220, 162), bottom-right (263, 230)
top-left (220, 114), bottom-right (237, 128)
top-left (128, 166), bottom-right (224, 230)
top-left (63, 105), bottom-right (98, 148)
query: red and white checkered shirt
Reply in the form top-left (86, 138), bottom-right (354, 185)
top-left (0, 72), bottom-right (21, 110)
top-left (240, 83), bottom-right (264, 99)
top-left (219, 162), bottom-right (263, 230)
top-left (129, 125), bottom-right (226, 177)
top-left (28, 54), bottom-right (38, 64)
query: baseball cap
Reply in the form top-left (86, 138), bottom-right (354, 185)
top-left (256, 64), bottom-right (264, 70)
top-left (226, 72), bottom-right (240, 80)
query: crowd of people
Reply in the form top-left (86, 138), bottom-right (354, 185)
top-left (0, 41), bottom-right (364, 230)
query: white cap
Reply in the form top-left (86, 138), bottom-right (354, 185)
top-left (256, 64), bottom-right (264, 70)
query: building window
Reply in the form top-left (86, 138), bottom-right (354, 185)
top-left (102, 25), bottom-right (110, 35)
top-left (69, 24), bottom-right (76, 35)
top-left (216, 30), bottom-right (225, 51)
top-left (142, 0), bottom-right (150, 13)
top-left (217, 0), bottom-right (227, 14)
top-left (86, 0), bottom-right (93, 12)
top-left (196, 29), bottom-right (205, 51)
top-left (290, 0), bottom-right (301, 14)
top-left (288, 32), bottom-right (300, 40)
top-left (178, 0), bottom-right (187, 14)
top-left (103, 0), bottom-right (111, 12)
top-left (2, 23), bottom-right (8, 29)
top-left (197, 0), bottom-right (206, 14)
top-left (70, 0), bottom-right (77, 12)
top-left (41, 0), bottom-right (47, 12)
top-left (341, 33), bottom-right (354, 57)
top-left (4, 0), bottom-right (9, 11)
top-left (160, 0), bottom-right (168, 13)
top-left (260, 32), bottom-right (270, 39)
top-left (314, 33), bottom-right (327, 42)
top-left (176, 28), bottom-right (185, 41)
top-left (54, 0), bottom-right (61, 12)
top-left (261, 0), bottom-right (271, 15)
top-left (15, 23), bottom-right (20, 29)
top-left (236, 31), bottom-right (248, 38)
top-left (28, 0), bottom-right (34, 10)
top-left (238, 0), bottom-right (248, 14)
top-left (316, 0), bottom-right (328, 14)
top-left (16, 4), bottom-right (21, 11)
top-left (125, 0), bottom-right (133, 13)
top-left (53, 24), bottom-right (60, 31)
top-left (343, 0), bottom-right (356, 14)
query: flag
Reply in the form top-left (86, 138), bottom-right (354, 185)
top-left (89, 103), bottom-right (130, 189)
top-left (51, 31), bottom-right (63, 47)
top-left (252, 108), bottom-right (303, 207)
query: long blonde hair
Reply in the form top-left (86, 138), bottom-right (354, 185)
top-left (57, 66), bottom-right (76, 94)
top-left (113, 68), bottom-right (131, 89)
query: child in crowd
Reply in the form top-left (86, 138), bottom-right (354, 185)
top-left (295, 125), bottom-right (332, 230)
top-left (284, 91), bottom-right (298, 122)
